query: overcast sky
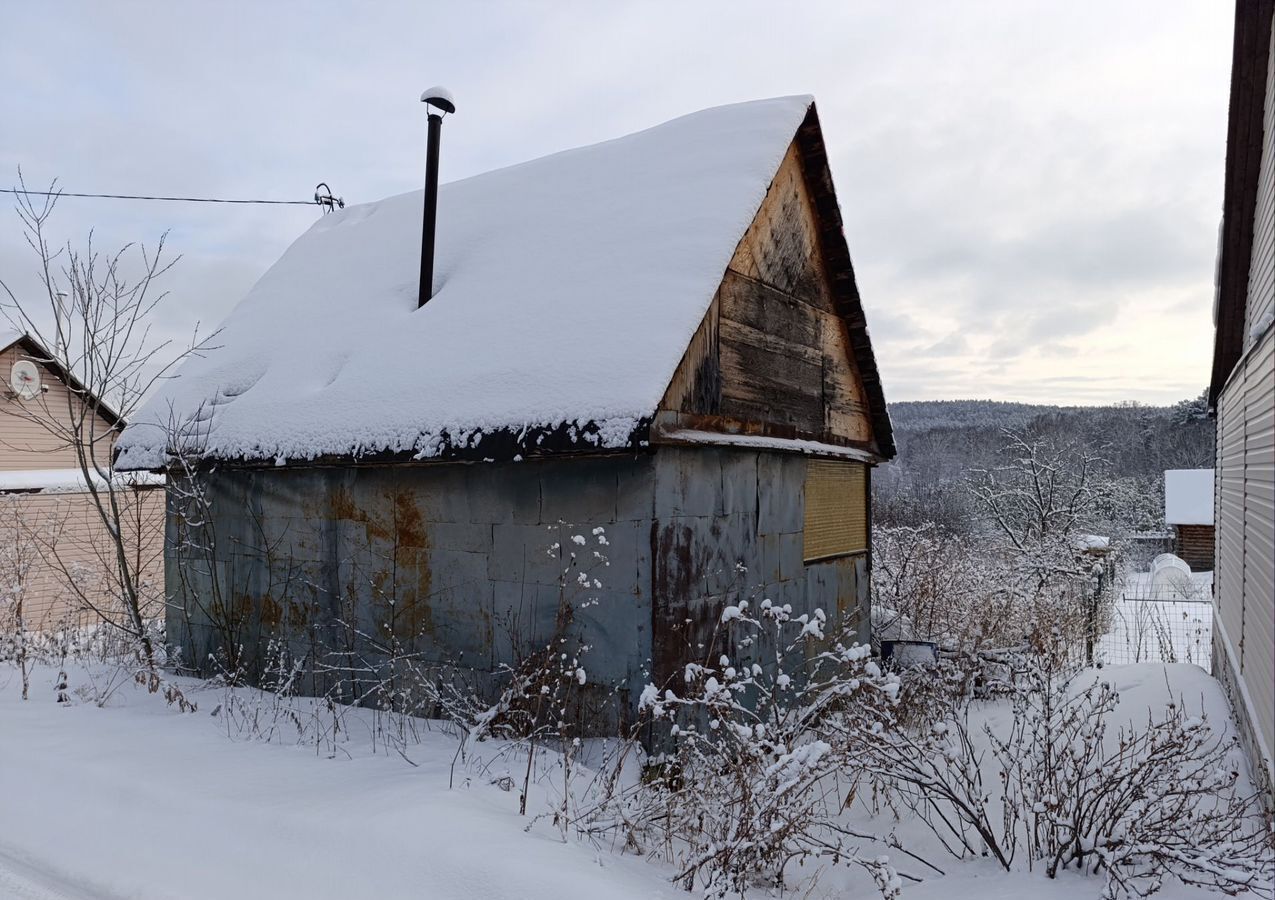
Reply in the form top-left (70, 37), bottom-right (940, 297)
top-left (0, 1), bottom-right (1234, 405)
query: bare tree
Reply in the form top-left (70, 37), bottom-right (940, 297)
top-left (961, 432), bottom-right (1121, 666)
top-left (969, 430), bottom-right (1112, 555)
top-left (0, 495), bottom-right (40, 699)
top-left (0, 175), bottom-right (214, 668)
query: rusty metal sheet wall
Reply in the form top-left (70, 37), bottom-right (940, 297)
top-left (166, 446), bottom-right (873, 730)
top-left (649, 448), bottom-right (870, 690)
top-left (167, 455), bottom-right (657, 726)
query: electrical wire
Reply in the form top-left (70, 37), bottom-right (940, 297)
top-left (0, 187), bottom-right (319, 206)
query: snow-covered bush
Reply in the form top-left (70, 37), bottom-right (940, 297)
top-left (877, 431), bottom-right (1124, 670)
top-left (864, 634), bottom-right (1274, 898)
top-left (988, 644), bottom-right (1273, 898)
top-left (873, 514), bottom-right (1117, 677)
top-left (618, 599), bottom-right (914, 898)
top-left (871, 522), bottom-right (1018, 654)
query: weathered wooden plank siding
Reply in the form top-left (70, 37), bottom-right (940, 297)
top-left (719, 274), bottom-right (825, 429)
top-left (658, 141), bottom-right (875, 449)
top-left (660, 291), bottom-right (722, 417)
top-left (1172, 524), bottom-right (1215, 571)
top-left (730, 143), bottom-right (835, 307)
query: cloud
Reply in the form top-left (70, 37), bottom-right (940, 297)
top-left (0, 0), bottom-right (1233, 405)
top-left (921, 332), bottom-right (971, 356)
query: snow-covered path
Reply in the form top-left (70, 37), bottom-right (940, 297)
top-left (0, 845), bottom-right (112, 900)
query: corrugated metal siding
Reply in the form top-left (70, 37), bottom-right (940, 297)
top-left (803, 459), bottom-right (867, 562)
top-left (1246, 24), bottom-right (1275, 340)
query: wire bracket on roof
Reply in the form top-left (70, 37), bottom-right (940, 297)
top-left (314, 183), bottom-right (345, 214)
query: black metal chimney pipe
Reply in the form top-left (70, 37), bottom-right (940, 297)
top-left (418, 87), bottom-right (455, 308)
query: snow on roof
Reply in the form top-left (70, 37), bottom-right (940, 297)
top-left (116, 96), bottom-right (816, 469)
top-left (1164, 468), bottom-right (1214, 525)
top-left (1072, 534), bottom-right (1110, 552)
top-left (0, 468), bottom-right (163, 494)
top-left (660, 429), bottom-right (878, 463)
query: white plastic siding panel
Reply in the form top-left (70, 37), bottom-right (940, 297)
top-left (1246, 27), bottom-right (1275, 340)
top-left (1242, 331), bottom-right (1275, 756)
top-left (1217, 380), bottom-right (1247, 649)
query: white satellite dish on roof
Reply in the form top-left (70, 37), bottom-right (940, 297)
top-left (9, 360), bottom-right (41, 401)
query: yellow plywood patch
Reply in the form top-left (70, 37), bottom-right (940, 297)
top-left (803, 459), bottom-right (867, 562)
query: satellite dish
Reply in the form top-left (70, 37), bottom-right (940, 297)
top-left (9, 360), bottom-right (42, 401)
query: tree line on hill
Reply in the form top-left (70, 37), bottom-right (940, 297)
top-left (874, 393), bottom-right (1214, 536)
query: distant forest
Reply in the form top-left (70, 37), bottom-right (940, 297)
top-left (874, 394), bottom-right (1215, 534)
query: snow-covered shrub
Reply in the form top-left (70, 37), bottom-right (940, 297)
top-left (865, 633), bottom-right (1274, 898)
top-left (873, 516), bottom-right (1117, 675)
top-left (427, 522), bottom-right (613, 822)
top-left (623, 599), bottom-right (911, 898)
top-left (988, 643), bottom-right (1273, 898)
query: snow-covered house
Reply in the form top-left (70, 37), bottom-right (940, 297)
top-left (117, 96), bottom-right (895, 725)
top-left (1208, 0), bottom-right (1274, 805)
top-left (0, 330), bottom-right (164, 628)
top-left (1163, 468), bottom-right (1214, 570)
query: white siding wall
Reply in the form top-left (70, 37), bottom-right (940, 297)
top-left (1240, 330), bottom-right (1275, 756)
top-left (1217, 330), bottom-right (1275, 792)
top-left (1246, 30), bottom-right (1275, 340)
top-left (1215, 17), bottom-right (1275, 794)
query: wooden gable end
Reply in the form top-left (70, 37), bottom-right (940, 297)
top-left (656, 137), bottom-right (879, 455)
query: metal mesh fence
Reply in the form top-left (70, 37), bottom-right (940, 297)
top-left (1097, 576), bottom-right (1213, 672)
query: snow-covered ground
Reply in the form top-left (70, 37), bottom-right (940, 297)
top-left (0, 662), bottom-right (1256, 899)
top-left (0, 667), bottom-right (680, 900)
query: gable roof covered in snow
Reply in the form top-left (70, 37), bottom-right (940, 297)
top-left (116, 96), bottom-right (892, 469)
top-left (1165, 468), bottom-right (1215, 526)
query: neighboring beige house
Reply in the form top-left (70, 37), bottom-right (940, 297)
top-left (1209, 0), bottom-right (1274, 804)
top-left (0, 330), bottom-right (164, 629)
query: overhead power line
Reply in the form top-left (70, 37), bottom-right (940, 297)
top-left (0, 183), bottom-right (345, 212)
